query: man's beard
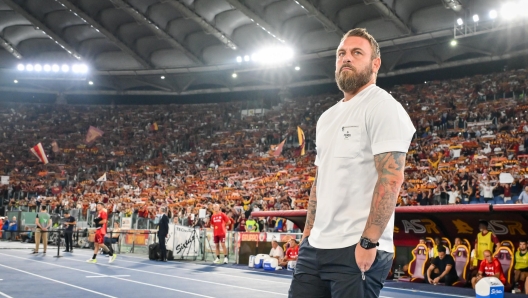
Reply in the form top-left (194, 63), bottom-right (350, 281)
top-left (335, 63), bottom-right (373, 94)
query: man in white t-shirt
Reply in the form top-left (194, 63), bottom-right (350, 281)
top-left (289, 28), bottom-right (415, 298)
top-left (270, 240), bottom-right (284, 260)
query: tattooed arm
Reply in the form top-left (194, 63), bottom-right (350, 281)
top-left (302, 169), bottom-right (317, 242)
top-left (362, 152), bottom-right (406, 243)
top-left (355, 152), bottom-right (406, 272)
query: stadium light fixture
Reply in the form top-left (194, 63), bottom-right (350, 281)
top-left (457, 18), bottom-right (464, 25)
top-left (489, 10), bottom-right (498, 19)
top-left (43, 64), bottom-right (51, 72)
top-left (450, 40), bottom-right (458, 46)
top-left (61, 64), bottom-right (70, 72)
top-left (17, 64), bottom-right (24, 71)
top-left (244, 55), bottom-right (250, 62)
top-left (34, 64), bottom-right (42, 72)
top-left (232, 72), bottom-right (238, 78)
top-left (236, 56), bottom-right (242, 63)
top-left (473, 14), bottom-right (479, 22)
top-left (88, 81), bottom-right (93, 85)
top-left (52, 64), bottom-right (60, 72)
top-left (14, 79), bottom-right (18, 84)
top-left (295, 66), bottom-right (300, 71)
top-left (252, 46), bottom-right (294, 64)
top-left (160, 76), bottom-right (165, 79)
top-left (26, 64), bottom-right (34, 71)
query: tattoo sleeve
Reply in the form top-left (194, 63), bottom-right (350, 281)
top-left (304, 169), bottom-right (318, 236)
top-left (363, 152), bottom-right (406, 241)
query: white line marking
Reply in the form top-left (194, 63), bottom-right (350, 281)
top-left (64, 257), bottom-right (288, 296)
top-left (0, 291), bottom-right (13, 298)
top-left (86, 275), bottom-right (130, 278)
top-left (0, 253), bottom-right (214, 298)
top-left (384, 287), bottom-right (473, 298)
top-left (106, 256), bottom-right (291, 285)
top-left (0, 263), bottom-right (117, 298)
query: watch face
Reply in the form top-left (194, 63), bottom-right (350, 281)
top-left (361, 238), bottom-right (368, 247)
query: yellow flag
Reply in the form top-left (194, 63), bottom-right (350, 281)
top-left (297, 126), bottom-right (305, 156)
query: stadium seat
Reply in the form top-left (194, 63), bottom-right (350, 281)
top-left (494, 198), bottom-right (505, 204)
top-left (469, 200), bottom-right (479, 204)
top-left (387, 245), bottom-right (396, 279)
top-left (500, 240), bottom-right (514, 250)
top-left (462, 239), bottom-right (472, 253)
top-left (441, 237), bottom-right (452, 252)
top-left (493, 246), bottom-right (514, 292)
top-left (451, 245), bottom-right (470, 287)
top-left (398, 244), bottom-right (428, 283)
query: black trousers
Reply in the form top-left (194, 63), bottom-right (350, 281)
top-left (428, 271), bottom-right (457, 286)
top-left (64, 231), bottom-right (73, 251)
top-left (158, 232), bottom-right (167, 260)
top-left (289, 238), bottom-right (393, 298)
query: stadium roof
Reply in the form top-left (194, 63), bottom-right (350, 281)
top-left (0, 0), bottom-right (527, 98)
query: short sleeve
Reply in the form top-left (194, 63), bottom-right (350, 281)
top-left (446, 255), bottom-right (455, 267)
top-left (36, 214), bottom-right (39, 218)
top-left (367, 99), bottom-right (416, 156)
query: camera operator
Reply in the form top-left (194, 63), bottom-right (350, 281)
top-left (62, 210), bottom-right (76, 253)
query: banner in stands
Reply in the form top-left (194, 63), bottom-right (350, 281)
top-left (121, 218), bottom-right (132, 229)
top-left (170, 224), bottom-right (199, 258)
top-left (1, 176), bottom-right (8, 185)
top-left (466, 120), bottom-right (493, 127)
top-left (393, 206), bottom-right (528, 247)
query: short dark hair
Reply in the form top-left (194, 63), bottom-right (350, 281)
top-left (41, 205), bottom-right (47, 211)
top-left (97, 202), bottom-right (104, 206)
top-left (63, 210), bottom-right (70, 214)
top-left (340, 28), bottom-right (380, 60)
top-left (479, 220), bottom-right (489, 227)
top-left (437, 245), bottom-right (446, 253)
top-left (520, 239), bottom-right (527, 244)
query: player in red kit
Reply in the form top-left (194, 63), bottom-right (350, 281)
top-left (87, 202), bottom-right (116, 264)
top-left (211, 204), bottom-right (232, 264)
top-left (280, 238), bottom-right (299, 268)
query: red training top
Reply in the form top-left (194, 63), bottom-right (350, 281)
top-left (97, 210), bottom-right (107, 235)
top-left (286, 246), bottom-right (299, 261)
top-left (211, 212), bottom-right (230, 236)
top-left (479, 258), bottom-right (506, 284)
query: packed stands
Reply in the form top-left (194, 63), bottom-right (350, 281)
top-left (1, 67), bottom-right (528, 231)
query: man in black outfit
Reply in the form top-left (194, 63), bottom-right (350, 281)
top-left (426, 245), bottom-right (459, 286)
top-left (157, 207), bottom-right (169, 262)
top-left (62, 210), bottom-right (76, 253)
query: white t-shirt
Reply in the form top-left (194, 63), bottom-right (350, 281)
top-left (309, 85), bottom-right (415, 252)
top-left (270, 245), bottom-right (285, 259)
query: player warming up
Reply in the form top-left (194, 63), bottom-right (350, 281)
top-left (87, 202), bottom-right (116, 264)
top-left (211, 204), bottom-right (232, 264)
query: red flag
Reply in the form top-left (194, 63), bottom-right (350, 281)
top-left (30, 143), bottom-right (49, 164)
top-left (86, 126), bottom-right (104, 143)
top-left (272, 139), bottom-right (286, 157)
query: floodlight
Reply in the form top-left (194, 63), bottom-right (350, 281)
top-left (14, 80), bottom-right (18, 84)
top-left (17, 64), bottom-right (24, 71)
top-left (450, 40), bottom-right (458, 46)
top-left (295, 66), bottom-right (300, 71)
top-left (236, 56), bottom-right (242, 63)
top-left (232, 73), bottom-right (237, 78)
top-left (489, 10), bottom-right (498, 19)
top-left (61, 64), bottom-right (69, 72)
top-left (72, 64), bottom-right (81, 73)
top-left (473, 14), bottom-right (479, 22)
top-left (34, 64), bottom-right (42, 72)
top-left (26, 64), bottom-right (34, 71)
top-left (88, 81), bottom-right (93, 85)
top-left (52, 64), bottom-right (60, 72)
top-left (252, 46), bottom-right (294, 64)
top-left (79, 64), bottom-right (88, 73)
top-left (160, 76), bottom-right (165, 79)
top-left (43, 64), bottom-right (51, 72)
top-left (457, 18), bottom-right (463, 25)
top-left (244, 55), bottom-right (250, 62)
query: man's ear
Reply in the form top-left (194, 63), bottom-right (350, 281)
top-left (372, 57), bottom-right (381, 74)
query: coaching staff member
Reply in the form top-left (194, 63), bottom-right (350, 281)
top-left (288, 28), bottom-right (415, 298)
top-left (157, 207), bottom-right (169, 262)
top-left (62, 210), bottom-right (76, 253)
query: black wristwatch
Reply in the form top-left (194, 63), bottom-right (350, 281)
top-left (359, 237), bottom-right (379, 250)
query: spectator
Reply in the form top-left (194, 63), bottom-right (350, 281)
top-left (1, 218), bottom-right (9, 240)
top-left (426, 245), bottom-right (458, 286)
top-left (517, 186), bottom-right (528, 204)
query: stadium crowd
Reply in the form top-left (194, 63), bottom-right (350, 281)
top-left (1, 67), bottom-right (528, 229)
